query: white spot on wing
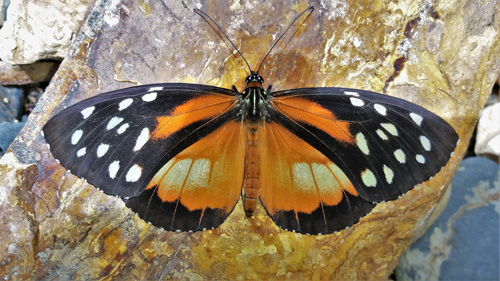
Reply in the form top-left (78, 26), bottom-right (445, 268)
top-left (383, 165), bottom-right (394, 184)
top-left (148, 86), bottom-right (163, 92)
top-left (344, 91), bottom-right (359, 96)
top-left (126, 164), bottom-right (142, 182)
top-left (81, 106), bottom-right (95, 119)
top-left (76, 147), bottom-right (86, 157)
top-left (394, 149), bottom-right (406, 163)
top-left (376, 129), bottom-right (389, 140)
top-left (97, 143), bottom-right (110, 157)
top-left (410, 112), bottom-right (423, 126)
top-left (356, 132), bottom-right (370, 155)
top-left (109, 160), bottom-right (120, 179)
top-left (419, 135), bottom-right (431, 151)
top-left (142, 92), bottom-right (157, 102)
top-left (416, 154), bottom-right (426, 164)
top-left (71, 130), bottom-right (83, 145)
top-left (350, 97), bottom-right (364, 107)
top-left (134, 128), bottom-right (150, 151)
top-left (106, 117), bottom-right (124, 130)
top-left (381, 123), bottom-right (398, 136)
top-left (117, 123), bottom-right (130, 134)
top-left (118, 98), bottom-right (133, 110)
top-left (361, 169), bottom-right (377, 187)
top-left (374, 104), bottom-right (387, 115)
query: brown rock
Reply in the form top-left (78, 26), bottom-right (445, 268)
top-left (2, 0), bottom-right (499, 280)
top-left (0, 61), bottom-right (60, 85)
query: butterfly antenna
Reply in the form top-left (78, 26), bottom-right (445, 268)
top-left (194, 9), bottom-right (253, 74)
top-left (256, 6), bottom-right (314, 74)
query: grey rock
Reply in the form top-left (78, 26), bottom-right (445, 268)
top-left (0, 85), bottom-right (23, 122)
top-left (396, 157), bottom-right (500, 281)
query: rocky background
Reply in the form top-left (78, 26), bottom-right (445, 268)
top-left (0, 0), bottom-right (499, 280)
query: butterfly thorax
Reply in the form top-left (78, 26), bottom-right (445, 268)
top-left (240, 72), bottom-right (270, 123)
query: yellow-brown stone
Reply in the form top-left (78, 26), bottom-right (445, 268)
top-left (1, 0), bottom-right (498, 280)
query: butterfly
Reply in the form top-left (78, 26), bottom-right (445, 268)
top-left (42, 6), bottom-right (459, 235)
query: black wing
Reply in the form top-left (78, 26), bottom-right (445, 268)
top-left (43, 83), bottom-right (242, 231)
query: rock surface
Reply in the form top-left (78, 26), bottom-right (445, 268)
top-left (0, 61), bottom-right (60, 85)
top-left (475, 103), bottom-right (500, 160)
top-left (0, 86), bottom-right (24, 157)
top-left (1, 0), bottom-right (499, 280)
top-left (0, 0), bottom-right (93, 64)
top-left (395, 157), bottom-right (500, 281)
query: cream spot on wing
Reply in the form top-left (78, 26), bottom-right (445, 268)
top-left (419, 135), bottom-right (431, 151)
top-left (81, 106), bottom-right (95, 119)
top-left (97, 143), bottom-right (110, 157)
top-left (118, 98), bottom-right (133, 110)
top-left (356, 132), bottom-right (370, 155)
top-left (142, 92), bottom-right (157, 102)
top-left (374, 104), bottom-right (387, 115)
top-left (394, 149), bottom-right (406, 163)
top-left (106, 117), bottom-right (124, 130)
top-left (76, 147), bottom-right (86, 157)
top-left (133, 128), bottom-right (150, 152)
top-left (163, 159), bottom-right (192, 188)
top-left (361, 169), bottom-right (377, 187)
top-left (410, 112), bottom-right (423, 126)
top-left (383, 165), bottom-right (394, 184)
top-left (126, 164), bottom-right (142, 182)
top-left (185, 158), bottom-right (211, 188)
top-left (109, 160), bottom-right (120, 179)
top-left (292, 163), bottom-right (315, 191)
top-left (376, 129), bottom-right (389, 140)
top-left (381, 123), bottom-right (398, 136)
top-left (71, 130), bottom-right (83, 145)
top-left (312, 163), bottom-right (338, 193)
top-left (117, 123), bottom-right (130, 134)
top-left (350, 97), bottom-right (364, 107)
top-left (328, 163), bottom-right (351, 187)
top-left (416, 154), bottom-right (426, 164)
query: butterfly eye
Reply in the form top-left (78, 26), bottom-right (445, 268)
top-left (245, 73), bottom-right (264, 88)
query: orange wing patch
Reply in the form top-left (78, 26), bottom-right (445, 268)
top-left (151, 95), bottom-right (237, 140)
top-left (146, 121), bottom-right (246, 211)
top-left (271, 97), bottom-right (354, 144)
top-left (259, 122), bottom-right (357, 215)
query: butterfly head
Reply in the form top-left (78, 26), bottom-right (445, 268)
top-left (245, 72), bottom-right (264, 89)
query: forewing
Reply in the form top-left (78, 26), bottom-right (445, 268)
top-left (43, 83), bottom-right (240, 210)
top-left (270, 87), bottom-right (458, 203)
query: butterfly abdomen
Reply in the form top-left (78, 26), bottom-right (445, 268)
top-left (242, 123), bottom-right (261, 217)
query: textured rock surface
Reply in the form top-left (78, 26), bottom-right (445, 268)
top-left (0, 0), bottom-right (93, 64)
top-left (475, 103), bottom-right (500, 159)
top-left (0, 86), bottom-right (24, 157)
top-left (1, 0), bottom-right (499, 280)
top-left (395, 157), bottom-right (500, 281)
top-left (0, 61), bottom-right (60, 85)
top-left (0, 86), bottom-right (23, 122)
